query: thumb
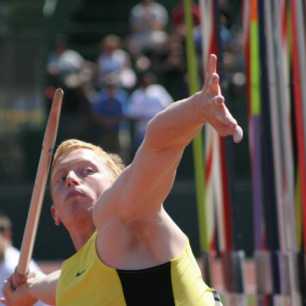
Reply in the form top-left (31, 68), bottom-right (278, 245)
top-left (233, 125), bottom-right (243, 143)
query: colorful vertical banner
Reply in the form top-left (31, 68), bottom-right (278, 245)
top-left (200, 1), bottom-right (246, 304)
top-left (243, 0), bottom-right (265, 253)
top-left (263, 0), bottom-right (301, 304)
top-left (199, 0), bottom-right (233, 261)
top-left (289, 0), bottom-right (306, 304)
top-left (243, 1), bottom-right (274, 305)
top-left (183, 0), bottom-right (207, 255)
top-left (244, 0), bottom-right (302, 304)
top-left (199, 0), bottom-right (224, 259)
top-left (290, 0), bottom-right (306, 251)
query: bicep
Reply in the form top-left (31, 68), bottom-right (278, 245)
top-left (93, 142), bottom-right (184, 226)
top-left (116, 143), bottom-right (183, 220)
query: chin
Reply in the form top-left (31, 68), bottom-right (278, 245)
top-left (68, 195), bottom-right (94, 207)
top-left (65, 199), bottom-right (93, 214)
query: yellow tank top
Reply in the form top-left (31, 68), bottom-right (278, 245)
top-left (56, 232), bottom-right (221, 306)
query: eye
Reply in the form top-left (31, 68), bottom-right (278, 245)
top-left (83, 167), bottom-right (96, 176)
top-left (52, 172), bottom-right (66, 187)
top-left (53, 171), bottom-right (66, 183)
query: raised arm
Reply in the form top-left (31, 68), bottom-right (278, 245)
top-left (145, 54), bottom-right (242, 149)
top-left (93, 54), bottom-right (242, 224)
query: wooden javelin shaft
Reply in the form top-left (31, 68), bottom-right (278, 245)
top-left (16, 88), bottom-right (63, 275)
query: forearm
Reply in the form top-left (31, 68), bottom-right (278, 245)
top-left (145, 92), bottom-right (204, 150)
top-left (28, 270), bottom-right (60, 305)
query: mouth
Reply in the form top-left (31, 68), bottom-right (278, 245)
top-left (65, 189), bottom-right (88, 201)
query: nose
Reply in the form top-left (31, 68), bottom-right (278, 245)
top-left (65, 170), bottom-right (80, 187)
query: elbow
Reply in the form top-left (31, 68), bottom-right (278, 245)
top-left (145, 117), bottom-right (155, 138)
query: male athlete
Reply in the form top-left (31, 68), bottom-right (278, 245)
top-left (2, 54), bottom-right (242, 306)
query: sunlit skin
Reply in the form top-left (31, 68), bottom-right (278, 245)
top-left (50, 149), bottom-right (114, 250)
top-left (1, 54), bottom-right (243, 306)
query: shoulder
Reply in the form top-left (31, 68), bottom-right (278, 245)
top-left (131, 4), bottom-right (143, 16)
top-left (148, 85), bottom-right (172, 101)
top-left (152, 3), bottom-right (168, 16)
top-left (129, 89), bottom-right (143, 102)
top-left (114, 49), bottom-right (129, 59)
top-left (148, 84), bottom-right (165, 92)
top-left (61, 233), bottom-right (97, 271)
top-left (152, 3), bottom-right (167, 11)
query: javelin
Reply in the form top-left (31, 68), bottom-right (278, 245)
top-left (16, 88), bottom-right (64, 275)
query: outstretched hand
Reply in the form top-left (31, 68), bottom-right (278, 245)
top-left (200, 54), bottom-right (243, 143)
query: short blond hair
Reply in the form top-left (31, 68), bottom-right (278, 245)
top-left (51, 139), bottom-right (125, 180)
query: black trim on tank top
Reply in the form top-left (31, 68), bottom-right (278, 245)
top-left (117, 262), bottom-right (175, 306)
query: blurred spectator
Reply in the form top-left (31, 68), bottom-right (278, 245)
top-left (160, 32), bottom-right (188, 100)
top-left (90, 75), bottom-right (128, 154)
top-left (46, 35), bottom-right (89, 91)
top-left (97, 35), bottom-right (136, 90)
top-left (171, 0), bottom-right (200, 36)
top-left (0, 213), bottom-right (48, 306)
top-left (126, 72), bottom-right (172, 153)
top-left (128, 0), bottom-right (169, 55)
top-left (45, 35), bottom-right (94, 141)
top-left (193, 11), bottom-right (233, 58)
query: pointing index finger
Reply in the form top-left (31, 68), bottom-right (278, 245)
top-left (204, 54), bottom-right (220, 95)
top-left (206, 54), bottom-right (217, 78)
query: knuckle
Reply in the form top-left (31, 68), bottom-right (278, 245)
top-left (213, 95), bottom-right (224, 103)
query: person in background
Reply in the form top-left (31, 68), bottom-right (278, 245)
top-left (0, 213), bottom-right (48, 306)
top-left (91, 74), bottom-right (128, 154)
top-left (46, 36), bottom-right (85, 89)
top-left (128, 0), bottom-right (169, 55)
top-left (171, 0), bottom-right (200, 36)
top-left (159, 32), bottom-right (188, 100)
top-left (45, 35), bottom-right (93, 141)
top-left (125, 71), bottom-right (172, 154)
top-left (96, 35), bottom-right (136, 90)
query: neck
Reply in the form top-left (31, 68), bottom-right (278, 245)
top-left (68, 223), bottom-right (96, 250)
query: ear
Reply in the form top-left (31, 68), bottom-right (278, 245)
top-left (51, 205), bottom-right (61, 226)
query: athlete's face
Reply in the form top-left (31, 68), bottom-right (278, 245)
top-left (50, 148), bottom-right (113, 228)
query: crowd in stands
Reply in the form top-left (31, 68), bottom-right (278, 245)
top-left (44, 0), bottom-right (238, 163)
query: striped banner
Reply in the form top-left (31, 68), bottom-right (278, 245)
top-left (183, 0), bottom-right (207, 257)
top-left (243, 0), bottom-right (265, 253)
top-left (200, 1), bottom-right (246, 305)
top-left (199, 0), bottom-right (226, 258)
top-left (289, 0), bottom-right (306, 304)
top-left (263, 1), bottom-right (301, 305)
top-left (243, 1), bottom-right (273, 305)
top-left (290, 0), bottom-right (306, 250)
